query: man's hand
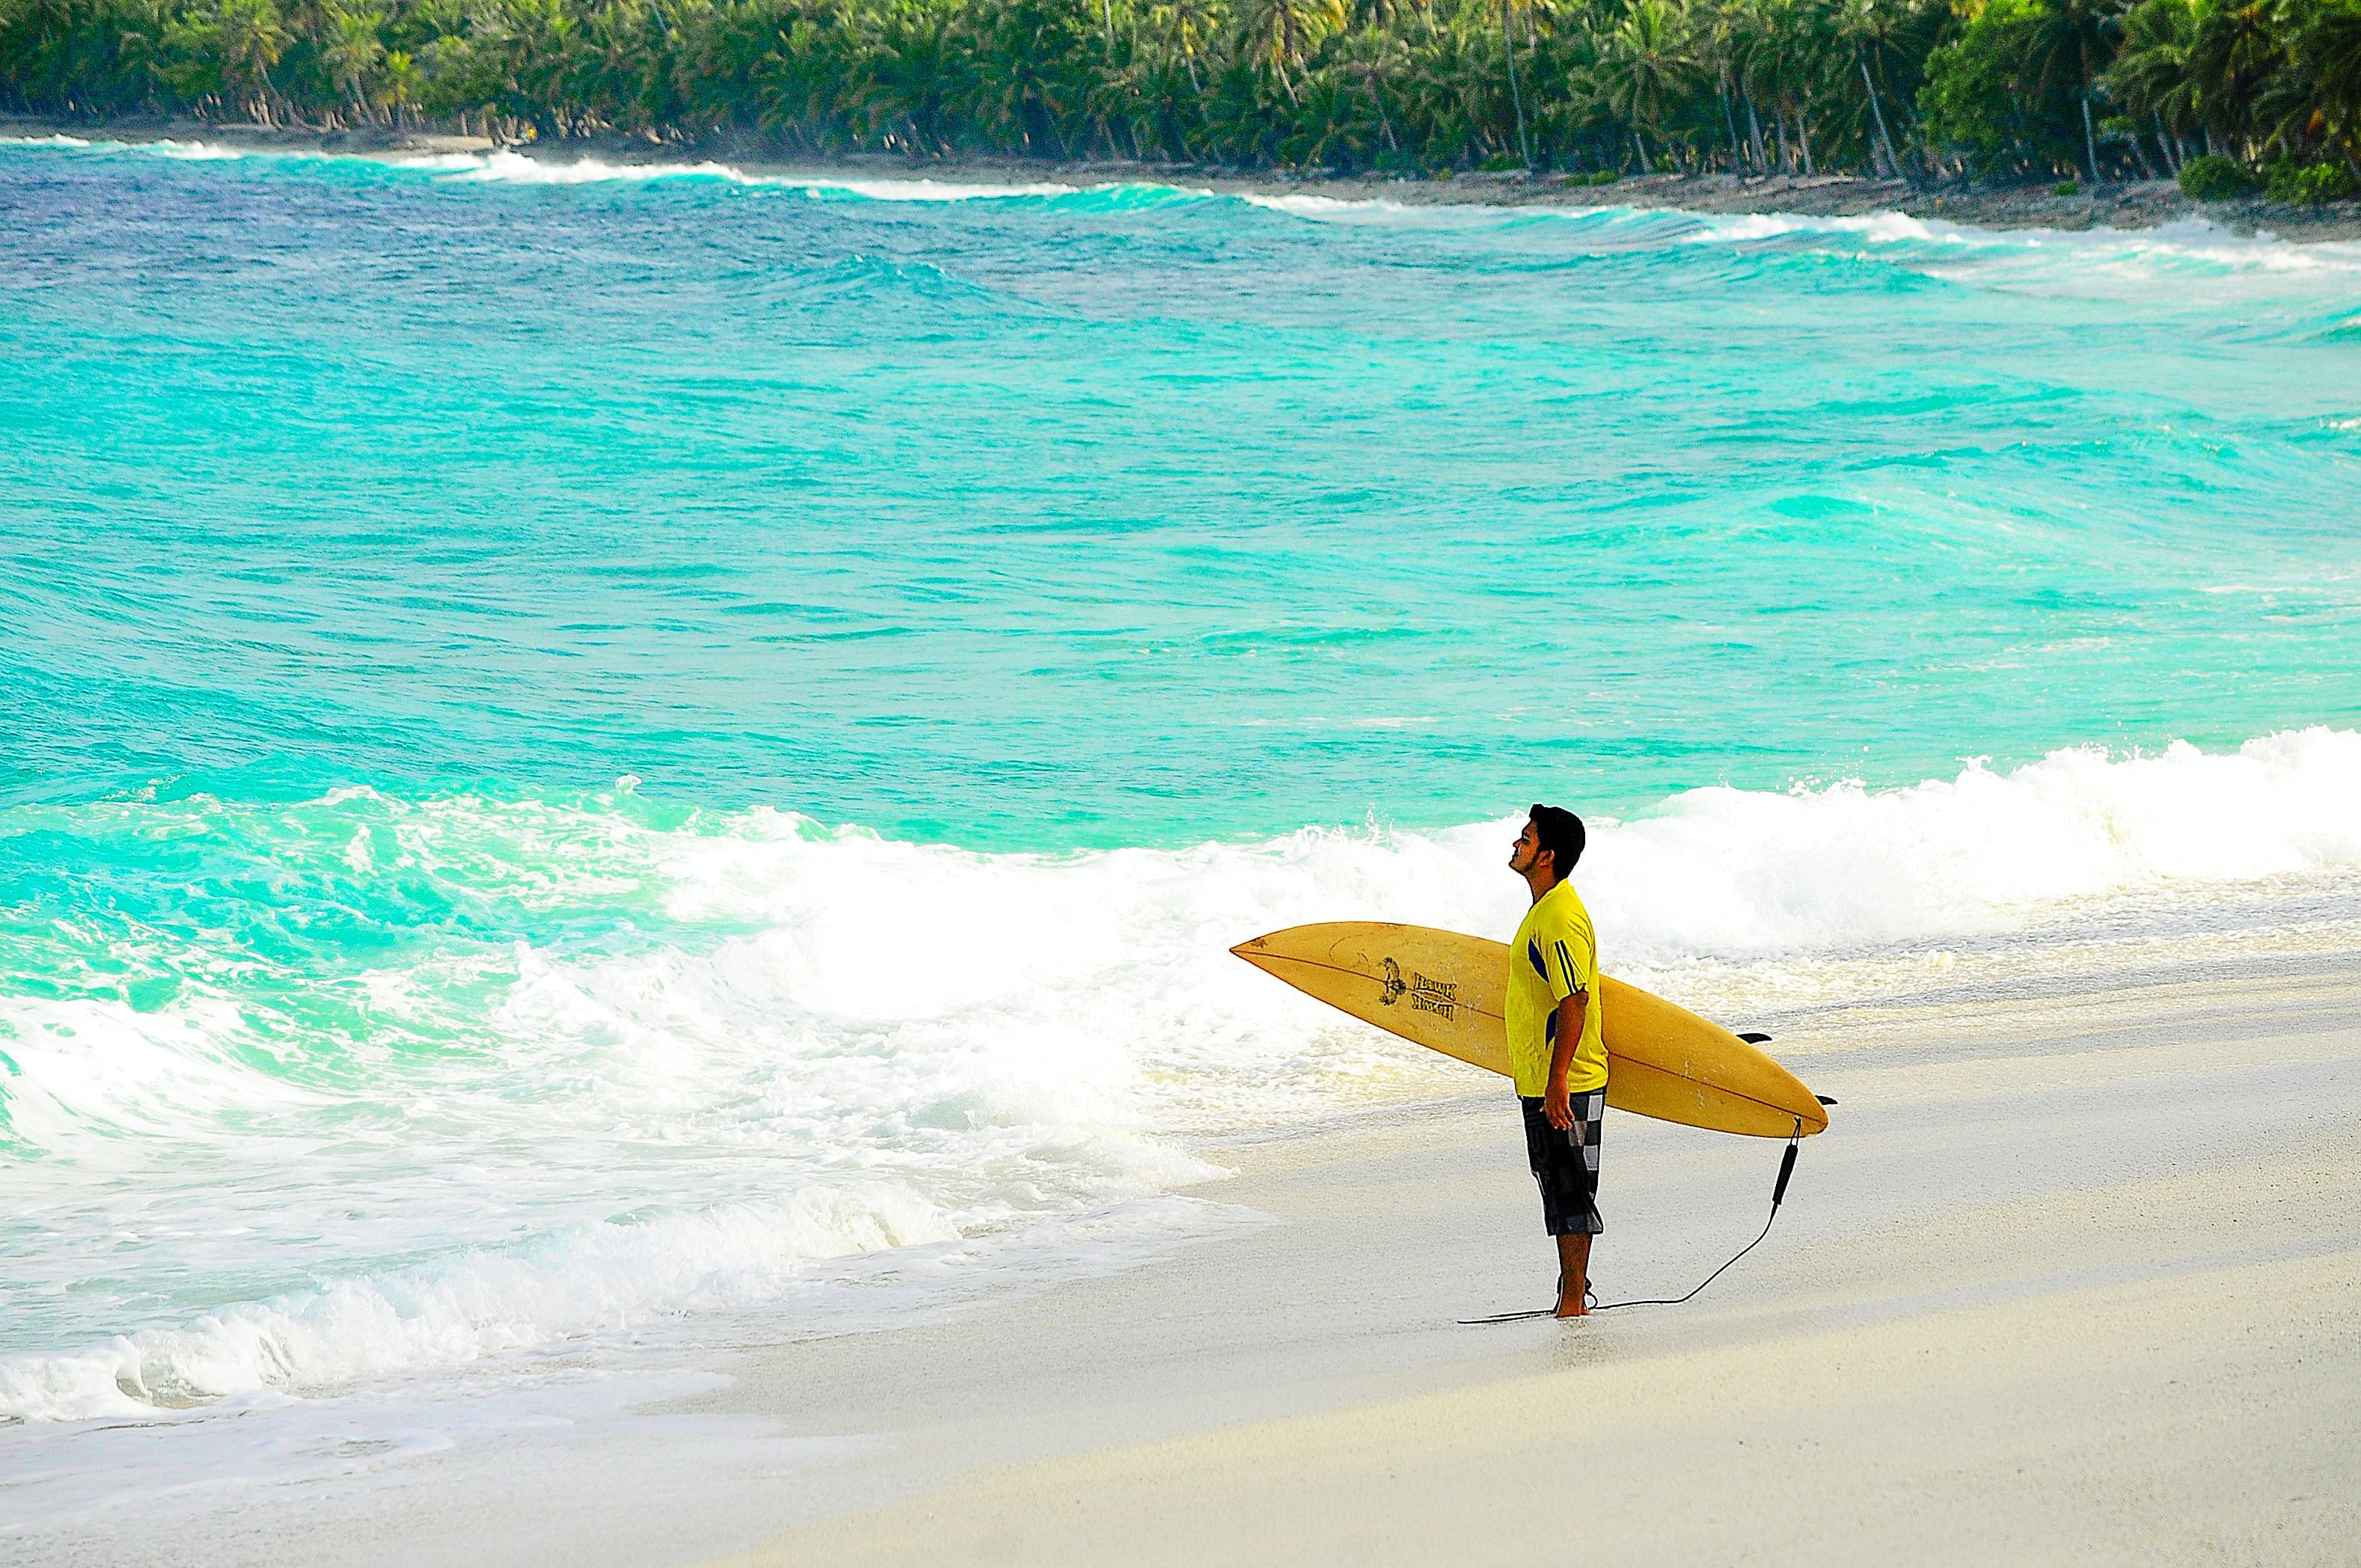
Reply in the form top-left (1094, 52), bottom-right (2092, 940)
top-left (1545, 989), bottom-right (1587, 1133)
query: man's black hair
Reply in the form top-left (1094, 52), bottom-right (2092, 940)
top-left (1528, 803), bottom-right (1586, 881)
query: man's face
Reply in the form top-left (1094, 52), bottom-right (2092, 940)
top-left (1509, 819), bottom-right (1544, 876)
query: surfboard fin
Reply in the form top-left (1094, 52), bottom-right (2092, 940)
top-left (1737, 1031), bottom-right (1772, 1044)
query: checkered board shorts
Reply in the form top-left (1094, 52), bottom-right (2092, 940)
top-left (1520, 1089), bottom-right (1605, 1237)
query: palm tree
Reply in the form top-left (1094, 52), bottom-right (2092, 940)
top-left (383, 45), bottom-right (420, 124)
top-left (863, 6), bottom-right (967, 153)
top-left (1408, 7), bottom-right (1517, 164)
top-left (1730, 0), bottom-right (1819, 171)
top-left (105, 0), bottom-right (184, 112)
top-left (2107, 0), bottom-right (2200, 164)
top-left (1690, 0), bottom-right (1755, 171)
top-left (958, 0), bottom-right (1089, 154)
top-left (213, 0), bottom-right (292, 121)
top-left (319, 4), bottom-right (385, 123)
top-left (1501, 0), bottom-right (1531, 165)
top-left (1124, 38), bottom-right (1206, 156)
top-left (1831, 0), bottom-right (1923, 178)
top-left (1588, 0), bottom-right (1699, 171)
top-left (1332, 22), bottom-right (1410, 156)
top-left (1241, 0), bottom-right (1344, 102)
top-left (1146, 0), bottom-right (1215, 93)
top-left (2019, 0), bottom-right (2122, 181)
top-left (2288, 0), bottom-right (2361, 176)
top-left (2185, 0), bottom-right (2282, 156)
top-left (1280, 62), bottom-right (1379, 164)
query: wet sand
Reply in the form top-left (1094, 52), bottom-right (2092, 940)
top-left (684, 954), bottom-right (2361, 1567)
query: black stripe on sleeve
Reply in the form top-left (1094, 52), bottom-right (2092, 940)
top-left (1554, 939), bottom-right (1586, 997)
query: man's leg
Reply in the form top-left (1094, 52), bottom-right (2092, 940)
top-left (1550, 1089), bottom-right (1604, 1317)
top-left (1554, 1231), bottom-right (1592, 1317)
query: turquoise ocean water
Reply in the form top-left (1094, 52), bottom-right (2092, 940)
top-left (3, 136), bottom-right (2360, 1457)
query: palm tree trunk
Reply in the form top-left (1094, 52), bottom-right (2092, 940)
top-left (1501, 0), bottom-right (1531, 168)
top-left (2155, 111), bottom-right (2177, 174)
top-left (1745, 88), bottom-right (1766, 173)
top-left (2131, 132), bottom-right (2158, 179)
top-left (1797, 108), bottom-right (1813, 174)
top-left (1367, 78), bottom-right (1399, 152)
top-left (1857, 52), bottom-right (1902, 181)
top-left (1719, 67), bottom-right (1742, 173)
top-left (2080, 90), bottom-right (2098, 184)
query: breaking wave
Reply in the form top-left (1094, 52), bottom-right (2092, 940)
top-left (4, 729), bottom-right (2358, 1421)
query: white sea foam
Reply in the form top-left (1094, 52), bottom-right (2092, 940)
top-left (4, 728), bottom-right (2359, 1424)
top-left (1, 133), bottom-right (270, 161)
top-left (10, 133), bottom-right (2358, 277)
top-left (427, 150), bottom-right (756, 186)
top-left (1582, 728), bottom-right (2361, 961)
top-left (1239, 191), bottom-right (1418, 221)
top-left (143, 138), bottom-right (255, 161)
top-left (1228, 181), bottom-right (2361, 278)
top-left (0, 134), bottom-right (1080, 200)
top-left (1684, 206), bottom-right (2361, 283)
top-left (408, 148), bottom-right (1079, 200)
top-left (1691, 209), bottom-right (1964, 246)
top-left (0, 992), bottom-right (330, 1157)
top-left (0, 1186), bottom-right (934, 1421)
top-left (0, 1181), bottom-right (1240, 1424)
top-left (806, 174), bottom-right (1082, 201)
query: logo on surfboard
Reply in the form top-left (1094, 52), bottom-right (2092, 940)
top-left (1379, 957), bottom-right (1457, 1019)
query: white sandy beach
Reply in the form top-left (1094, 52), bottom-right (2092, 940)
top-left (665, 950), bottom-right (2361, 1568)
top-left (12, 950), bottom-right (2358, 1568)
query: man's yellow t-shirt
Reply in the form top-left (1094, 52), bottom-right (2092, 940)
top-left (1505, 878), bottom-right (1607, 1098)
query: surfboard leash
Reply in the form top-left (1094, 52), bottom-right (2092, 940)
top-left (1460, 1097), bottom-right (1834, 1326)
top-left (1583, 1119), bottom-right (1800, 1312)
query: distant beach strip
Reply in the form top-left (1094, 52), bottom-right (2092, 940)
top-left (4, 0), bottom-right (2361, 203)
top-left (7, 114), bottom-right (2361, 242)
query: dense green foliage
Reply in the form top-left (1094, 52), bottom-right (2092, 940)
top-left (2175, 147), bottom-right (2253, 191)
top-left (2263, 147), bottom-right (2358, 197)
top-left (4, 0), bottom-right (2358, 183)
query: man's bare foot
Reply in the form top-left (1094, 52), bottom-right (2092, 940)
top-left (1553, 1299), bottom-right (1589, 1318)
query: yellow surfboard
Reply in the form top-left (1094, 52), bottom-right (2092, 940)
top-left (1231, 921), bottom-right (1828, 1139)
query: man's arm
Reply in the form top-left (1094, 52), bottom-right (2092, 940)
top-left (1543, 989), bottom-right (1587, 1133)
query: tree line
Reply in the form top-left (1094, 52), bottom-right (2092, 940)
top-left (4, 0), bottom-right (2357, 193)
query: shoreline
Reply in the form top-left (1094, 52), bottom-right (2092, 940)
top-left (697, 952), bottom-right (2361, 1567)
top-left (18, 949), bottom-right (2353, 1564)
top-left (11, 111), bottom-right (2361, 242)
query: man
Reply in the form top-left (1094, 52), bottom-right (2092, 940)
top-left (1505, 803), bottom-right (1607, 1317)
